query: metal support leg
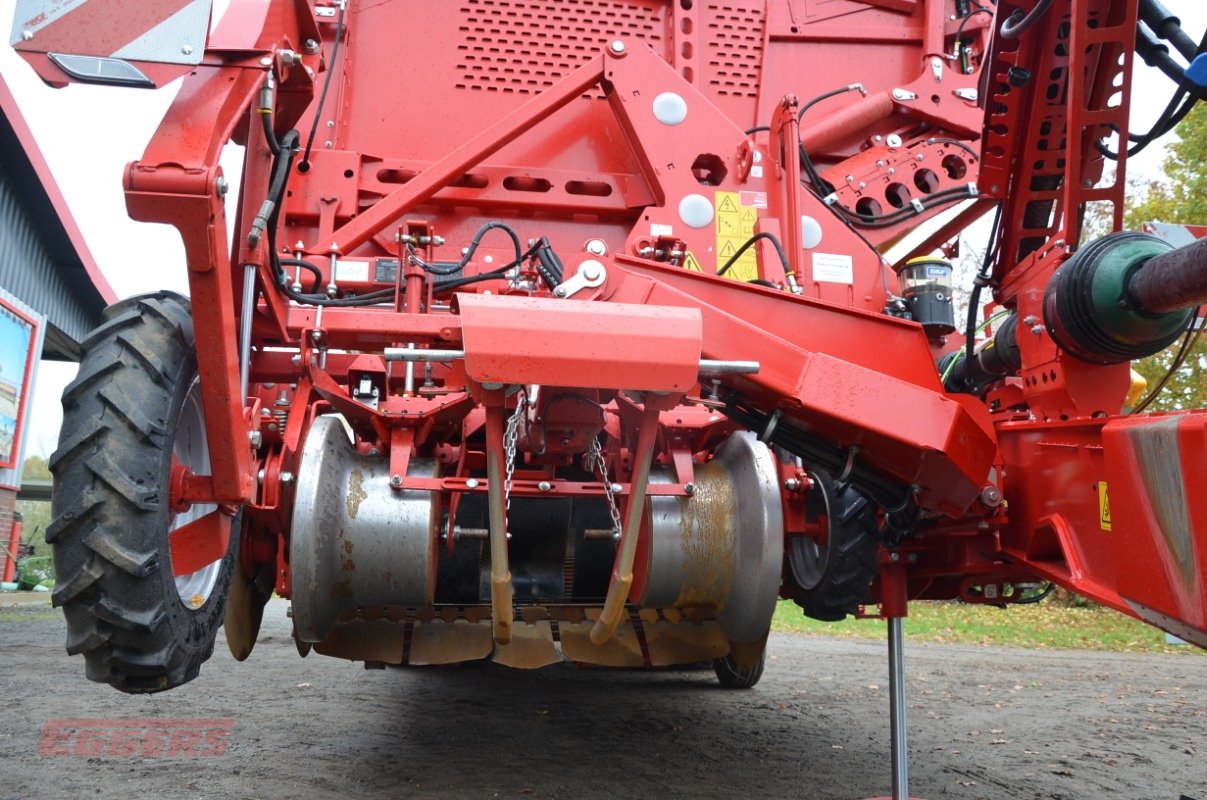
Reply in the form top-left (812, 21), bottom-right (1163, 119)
top-left (888, 616), bottom-right (909, 800)
top-left (864, 561), bottom-right (919, 800)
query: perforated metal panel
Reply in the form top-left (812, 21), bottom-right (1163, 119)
top-left (706, 1), bottom-right (764, 99)
top-left (455, 0), bottom-right (664, 96)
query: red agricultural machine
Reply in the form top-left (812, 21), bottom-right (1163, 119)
top-left (10, 0), bottom-right (1207, 795)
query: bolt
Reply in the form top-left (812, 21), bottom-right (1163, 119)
top-left (466, 478), bottom-right (480, 489)
top-left (280, 472), bottom-right (295, 484)
top-left (610, 483), bottom-right (623, 494)
top-left (182, 44), bottom-right (194, 55)
top-left (554, 286), bottom-right (568, 297)
top-left (585, 239), bottom-right (608, 256)
top-left (22, 29), bottom-right (33, 41)
top-left (783, 477), bottom-right (801, 491)
top-left (683, 483), bottom-right (696, 495)
top-left (304, 38), bottom-right (321, 54)
top-left (1022, 315), bottom-right (1037, 325)
top-left (980, 484), bottom-right (1004, 507)
top-left (390, 474), bottom-right (402, 487)
top-left (907, 553), bottom-right (918, 563)
top-left (248, 430), bottom-right (263, 448)
top-left (259, 56), bottom-right (272, 66)
top-left (538, 481), bottom-right (553, 492)
top-left (915, 153), bottom-right (925, 161)
top-left (1030, 324), bottom-right (1044, 335)
top-left (890, 551), bottom-right (900, 562)
top-left (610, 40), bottom-right (626, 54)
top-left (215, 177), bottom-right (228, 197)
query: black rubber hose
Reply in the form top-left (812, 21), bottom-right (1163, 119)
top-left (999, 0), bottom-right (1054, 39)
top-left (1139, 0), bottom-right (1200, 61)
top-left (962, 204), bottom-right (1002, 389)
top-left (717, 232), bottom-right (791, 278)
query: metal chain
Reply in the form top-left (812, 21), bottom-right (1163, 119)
top-left (503, 391), bottom-right (527, 516)
top-left (588, 437), bottom-right (623, 541)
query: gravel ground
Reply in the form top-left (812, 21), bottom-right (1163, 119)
top-left (1, 597), bottom-right (1203, 800)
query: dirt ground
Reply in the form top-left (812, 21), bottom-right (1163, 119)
top-left (1, 597), bottom-right (1203, 800)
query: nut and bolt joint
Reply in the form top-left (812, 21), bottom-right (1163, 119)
top-left (538, 481), bottom-right (553, 492)
top-left (390, 474), bottom-right (403, 487)
top-left (980, 484), bottom-right (1004, 508)
top-left (683, 483), bottom-right (696, 495)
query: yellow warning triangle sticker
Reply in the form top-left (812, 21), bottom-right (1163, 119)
top-left (742, 208), bottom-right (757, 222)
top-left (718, 195), bottom-right (739, 214)
top-left (719, 240), bottom-right (737, 258)
top-left (683, 252), bottom-right (702, 271)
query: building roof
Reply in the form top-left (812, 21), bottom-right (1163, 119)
top-left (0, 72), bottom-right (115, 360)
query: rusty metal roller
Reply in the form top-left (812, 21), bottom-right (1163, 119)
top-left (637, 432), bottom-right (783, 643)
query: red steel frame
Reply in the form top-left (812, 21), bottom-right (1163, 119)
top-left (13, 0), bottom-right (1207, 648)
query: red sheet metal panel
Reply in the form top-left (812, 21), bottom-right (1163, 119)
top-left (456, 293), bottom-right (702, 392)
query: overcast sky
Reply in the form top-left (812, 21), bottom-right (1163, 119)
top-left (3, 0), bottom-right (1205, 458)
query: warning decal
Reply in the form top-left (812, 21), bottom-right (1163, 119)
top-left (714, 191), bottom-right (759, 281)
top-left (1097, 481), bottom-right (1111, 531)
top-left (683, 252), bottom-right (702, 272)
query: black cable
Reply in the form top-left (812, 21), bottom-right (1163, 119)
top-left (797, 85), bottom-right (863, 198)
top-left (928, 137), bottom-right (981, 160)
top-left (823, 185), bottom-right (982, 228)
top-left (955, 4), bottom-right (994, 41)
top-left (431, 241), bottom-right (543, 294)
top-left (1131, 308), bottom-right (1202, 413)
top-left (716, 232), bottom-right (791, 278)
top-left (300, 2), bottom-right (347, 170)
top-left (459, 221), bottom-right (524, 270)
top-left (1140, 0), bottom-right (1200, 61)
top-left (794, 85), bottom-right (979, 227)
top-left (961, 204), bottom-right (1003, 390)
top-left (744, 125), bottom-right (771, 135)
top-left (1096, 25), bottom-right (1206, 160)
top-left (279, 257), bottom-right (323, 293)
top-left (999, 0), bottom-right (1054, 39)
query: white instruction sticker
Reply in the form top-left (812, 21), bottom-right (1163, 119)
top-left (335, 259), bottom-right (370, 282)
top-left (812, 252), bottom-right (854, 284)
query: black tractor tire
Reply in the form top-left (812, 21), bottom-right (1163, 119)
top-left (712, 649), bottom-right (766, 689)
top-left (48, 291), bottom-right (237, 693)
top-left (787, 469), bottom-right (880, 622)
